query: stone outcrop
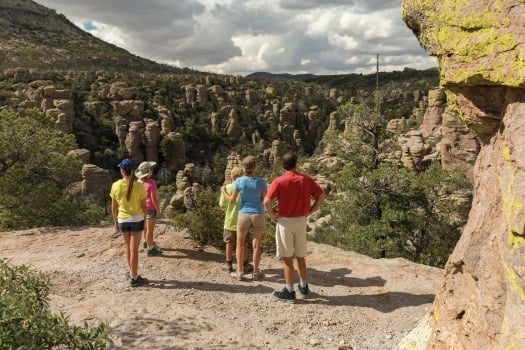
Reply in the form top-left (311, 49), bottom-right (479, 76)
top-left (144, 120), bottom-right (160, 163)
top-left (81, 164), bottom-right (111, 204)
top-left (68, 148), bottom-right (91, 164)
top-left (125, 121), bottom-right (144, 165)
top-left (398, 130), bottom-right (427, 171)
top-left (418, 88), bottom-right (444, 139)
top-left (402, 1), bottom-right (525, 348)
top-left (389, 87), bottom-right (479, 178)
top-left (440, 108), bottom-right (480, 180)
top-left (165, 132), bottom-right (186, 173)
top-left (224, 152), bottom-right (242, 185)
top-left (40, 85), bottom-right (74, 133)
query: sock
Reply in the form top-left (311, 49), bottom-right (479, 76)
top-left (286, 284), bottom-right (294, 292)
top-left (299, 279), bottom-right (307, 288)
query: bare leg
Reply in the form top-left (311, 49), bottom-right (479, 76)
top-left (226, 242), bottom-right (233, 262)
top-left (236, 230), bottom-right (248, 273)
top-left (282, 256), bottom-right (295, 284)
top-left (252, 232), bottom-right (262, 272)
top-left (296, 257), bottom-right (307, 280)
top-left (129, 232), bottom-right (142, 277)
top-left (122, 232), bottom-right (132, 272)
top-left (145, 218), bottom-right (156, 247)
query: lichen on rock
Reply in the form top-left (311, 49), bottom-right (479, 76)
top-left (401, 0), bottom-right (525, 349)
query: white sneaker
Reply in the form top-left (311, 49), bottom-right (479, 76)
top-left (230, 271), bottom-right (244, 280)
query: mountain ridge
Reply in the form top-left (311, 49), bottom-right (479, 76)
top-left (0, 0), bottom-right (181, 73)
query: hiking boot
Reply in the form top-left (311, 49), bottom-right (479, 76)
top-left (147, 245), bottom-right (162, 256)
top-left (243, 263), bottom-right (253, 274)
top-left (298, 283), bottom-right (309, 299)
top-left (252, 270), bottom-right (263, 281)
top-left (223, 262), bottom-right (234, 273)
top-left (129, 275), bottom-right (148, 287)
top-left (273, 287), bottom-right (296, 301)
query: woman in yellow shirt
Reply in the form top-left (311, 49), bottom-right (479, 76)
top-left (110, 158), bottom-right (148, 287)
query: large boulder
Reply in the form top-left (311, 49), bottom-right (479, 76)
top-left (402, 0), bottom-right (525, 349)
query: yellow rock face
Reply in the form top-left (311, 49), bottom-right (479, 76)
top-left (402, 0), bottom-right (525, 88)
top-left (402, 1), bottom-right (525, 349)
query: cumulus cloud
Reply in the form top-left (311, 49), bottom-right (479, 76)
top-left (35, 0), bottom-right (435, 76)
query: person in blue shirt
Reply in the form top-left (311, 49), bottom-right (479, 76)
top-left (221, 155), bottom-right (267, 281)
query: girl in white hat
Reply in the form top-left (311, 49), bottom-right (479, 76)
top-left (135, 161), bottom-right (162, 256)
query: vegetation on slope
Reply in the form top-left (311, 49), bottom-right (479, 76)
top-left (0, 0), bottom-right (181, 73)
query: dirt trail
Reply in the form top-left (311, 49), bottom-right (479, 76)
top-left (0, 223), bottom-right (441, 349)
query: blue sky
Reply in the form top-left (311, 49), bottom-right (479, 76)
top-left (35, 0), bottom-right (437, 76)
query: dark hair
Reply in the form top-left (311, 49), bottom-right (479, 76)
top-left (281, 152), bottom-right (297, 171)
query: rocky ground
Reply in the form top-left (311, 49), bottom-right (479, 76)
top-left (0, 222), bottom-right (442, 350)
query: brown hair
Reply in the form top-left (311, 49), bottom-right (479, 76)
top-left (123, 169), bottom-right (135, 201)
top-left (242, 155), bottom-right (257, 175)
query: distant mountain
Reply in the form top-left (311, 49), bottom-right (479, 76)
top-left (247, 68), bottom-right (439, 88)
top-left (0, 0), bottom-right (181, 73)
top-left (246, 72), bottom-right (318, 80)
top-left (305, 67), bottom-right (439, 90)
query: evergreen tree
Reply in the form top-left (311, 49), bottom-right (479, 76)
top-left (0, 108), bottom-right (104, 230)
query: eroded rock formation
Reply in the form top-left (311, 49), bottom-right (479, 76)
top-left (401, 0), bottom-right (525, 348)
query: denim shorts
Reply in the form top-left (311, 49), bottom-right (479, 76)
top-left (146, 210), bottom-right (157, 220)
top-left (118, 220), bottom-right (144, 233)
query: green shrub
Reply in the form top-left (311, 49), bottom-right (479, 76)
top-left (170, 187), bottom-right (224, 248)
top-left (0, 260), bottom-right (109, 349)
top-left (261, 218), bottom-right (277, 253)
top-left (0, 108), bottom-right (106, 231)
top-left (317, 162), bottom-right (471, 267)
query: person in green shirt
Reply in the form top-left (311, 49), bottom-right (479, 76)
top-left (219, 166), bottom-right (248, 273)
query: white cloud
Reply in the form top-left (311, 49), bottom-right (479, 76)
top-left (84, 21), bottom-right (129, 49)
top-left (304, 11), bottom-right (337, 37)
top-left (34, 0), bottom-right (436, 76)
top-left (328, 33), bottom-right (359, 50)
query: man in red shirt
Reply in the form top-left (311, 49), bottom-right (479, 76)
top-left (264, 152), bottom-right (326, 301)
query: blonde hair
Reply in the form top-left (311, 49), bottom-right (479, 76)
top-left (230, 166), bottom-right (244, 180)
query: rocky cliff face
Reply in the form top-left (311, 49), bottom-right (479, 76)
top-left (402, 0), bottom-right (525, 349)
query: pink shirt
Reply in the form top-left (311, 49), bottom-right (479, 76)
top-left (142, 178), bottom-right (158, 211)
